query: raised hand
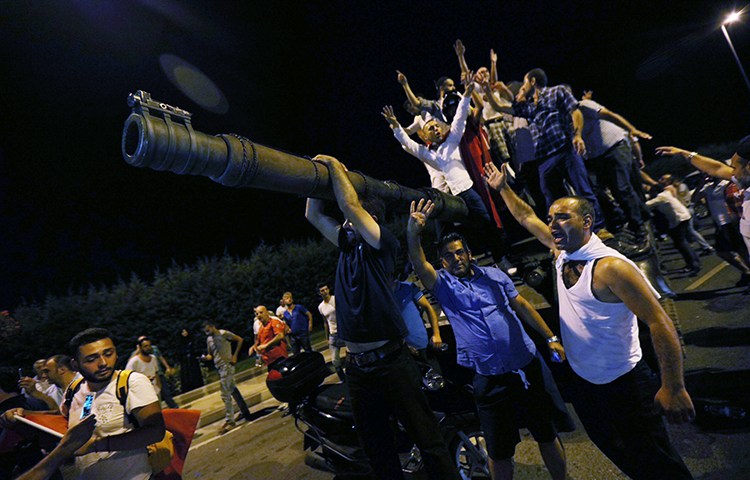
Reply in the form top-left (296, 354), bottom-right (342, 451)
top-left (490, 48), bottom-right (497, 63)
top-left (407, 199), bottom-right (435, 236)
top-left (381, 105), bottom-right (400, 128)
top-left (654, 146), bottom-right (690, 159)
top-left (396, 70), bottom-right (408, 86)
top-left (484, 162), bottom-right (508, 191)
top-left (453, 39), bottom-right (465, 57)
top-left (631, 129), bottom-right (652, 140)
top-left (312, 154), bottom-right (340, 166)
top-left (463, 70), bottom-right (475, 95)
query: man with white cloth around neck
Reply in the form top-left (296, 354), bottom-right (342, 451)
top-left (483, 161), bottom-right (694, 480)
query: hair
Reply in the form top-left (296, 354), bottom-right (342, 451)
top-left (558, 196), bottom-right (596, 222)
top-left (137, 336), bottom-right (151, 347)
top-left (48, 354), bottom-right (74, 371)
top-left (435, 76), bottom-right (452, 93)
top-left (506, 80), bottom-right (523, 97)
top-left (737, 134), bottom-right (750, 161)
top-left (525, 68), bottom-right (548, 88)
top-left (202, 319), bottom-right (217, 328)
top-left (0, 367), bottom-right (20, 393)
top-left (438, 231), bottom-right (470, 255)
top-left (316, 281), bottom-right (330, 290)
top-left (402, 99), bottom-right (419, 115)
top-left (362, 197), bottom-right (386, 223)
top-left (69, 328), bottom-right (112, 359)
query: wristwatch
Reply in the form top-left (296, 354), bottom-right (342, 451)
top-left (686, 151), bottom-right (698, 162)
top-left (546, 335), bottom-right (560, 344)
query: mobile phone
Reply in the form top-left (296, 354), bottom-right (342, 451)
top-left (81, 393), bottom-right (95, 419)
top-left (18, 368), bottom-right (23, 379)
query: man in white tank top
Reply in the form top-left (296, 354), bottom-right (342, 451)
top-left (486, 162), bottom-right (694, 480)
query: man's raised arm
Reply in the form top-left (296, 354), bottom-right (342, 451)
top-left (484, 162), bottom-right (557, 252)
top-left (598, 107), bottom-right (651, 140)
top-left (396, 70), bottom-right (421, 108)
top-left (406, 199), bottom-right (439, 290)
top-left (305, 197), bottom-right (341, 246)
top-left (314, 155), bottom-right (381, 249)
top-left (655, 146), bottom-right (734, 181)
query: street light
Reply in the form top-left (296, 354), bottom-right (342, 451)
top-left (720, 11), bottom-right (750, 96)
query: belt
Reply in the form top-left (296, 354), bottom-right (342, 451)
top-left (348, 340), bottom-right (403, 367)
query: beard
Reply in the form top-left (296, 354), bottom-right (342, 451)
top-left (80, 366), bottom-right (115, 384)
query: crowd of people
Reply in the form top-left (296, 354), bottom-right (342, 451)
top-left (300, 39), bottom-right (750, 480)
top-left (2, 38), bottom-right (749, 480)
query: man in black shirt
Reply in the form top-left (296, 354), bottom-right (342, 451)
top-left (305, 155), bottom-right (458, 480)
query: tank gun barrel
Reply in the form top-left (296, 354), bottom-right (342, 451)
top-left (121, 91), bottom-right (468, 221)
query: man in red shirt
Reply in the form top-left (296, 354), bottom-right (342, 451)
top-left (249, 305), bottom-right (288, 367)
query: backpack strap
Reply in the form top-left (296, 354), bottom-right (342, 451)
top-left (62, 376), bottom-right (85, 416)
top-left (115, 370), bottom-right (139, 427)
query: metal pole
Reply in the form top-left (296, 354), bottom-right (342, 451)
top-left (721, 24), bottom-right (750, 97)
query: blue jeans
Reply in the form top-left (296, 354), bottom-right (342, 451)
top-left (289, 332), bottom-right (313, 355)
top-left (218, 364), bottom-right (251, 423)
top-left (538, 148), bottom-right (606, 231)
top-left (218, 364), bottom-right (236, 423)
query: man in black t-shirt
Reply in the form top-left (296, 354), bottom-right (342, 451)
top-left (306, 155), bottom-right (458, 480)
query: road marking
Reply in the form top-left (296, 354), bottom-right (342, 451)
top-left (685, 262), bottom-right (729, 291)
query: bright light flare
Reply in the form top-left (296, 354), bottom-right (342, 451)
top-left (724, 11), bottom-right (742, 25)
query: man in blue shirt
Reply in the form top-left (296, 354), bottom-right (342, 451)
top-left (281, 292), bottom-right (314, 354)
top-left (406, 198), bottom-right (570, 480)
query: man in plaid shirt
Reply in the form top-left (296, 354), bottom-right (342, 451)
top-left (514, 68), bottom-right (608, 233)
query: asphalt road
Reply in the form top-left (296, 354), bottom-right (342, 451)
top-left (181, 229), bottom-right (750, 480)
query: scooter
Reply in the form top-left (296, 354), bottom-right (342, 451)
top-left (266, 350), bottom-right (490, 479)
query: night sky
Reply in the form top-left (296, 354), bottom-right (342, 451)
top-left (1, 0), bottom-right (748, 308)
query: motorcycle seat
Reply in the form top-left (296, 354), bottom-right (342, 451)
top-left (309, 383), bottom-right (354, 421)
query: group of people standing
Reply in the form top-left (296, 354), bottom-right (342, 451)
top-left (294, 38), bottom-right (750, 480)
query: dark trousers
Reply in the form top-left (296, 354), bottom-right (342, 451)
top-left (668, 221), bottom-right (701, 270)
top-left (568, 361), bottom-right (693, 480)
top-left (346, 344), bottom-right (459, 480)
top-left (538, 148), bottom-right (606, 231)
top-left (289, 332), bottom-right (313, 355)
top-left (589, 141), bottom-right (645, 229)
top-left (158, 373), bottom-right (179, 408)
